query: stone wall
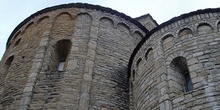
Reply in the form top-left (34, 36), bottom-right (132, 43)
top-left (0, 3), bottom-right (147, 110)
top-left (130, 10), bottom-right (220, 109)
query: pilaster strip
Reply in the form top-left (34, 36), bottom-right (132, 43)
top-left (78, 19), bottom-right (99, 110)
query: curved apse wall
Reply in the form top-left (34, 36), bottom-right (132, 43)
top-left (0, 3), bottom-right (147, 110)
top-left (129, 9), bottom-right (220, 110)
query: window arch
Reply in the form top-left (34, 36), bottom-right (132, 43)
top-left (170, 56), bottom-right (193, 93)
top-left (55, 39), bottom-right (72, 72)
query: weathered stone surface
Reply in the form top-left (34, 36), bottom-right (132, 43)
top-left (130, 9), bottom-right (220, 110)
top-left (1, 3), bottom-right (220, 110)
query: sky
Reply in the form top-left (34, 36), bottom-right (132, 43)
top-left (0, 0), bottom-right (220, 60)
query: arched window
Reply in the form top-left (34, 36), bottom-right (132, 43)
top-left (170, 56), bottom-right (193, 92)
top-left (56, 39), bottom-right (71, 72)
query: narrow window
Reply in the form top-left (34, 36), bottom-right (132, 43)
top-left (56, 39), bottom-right (71, 72)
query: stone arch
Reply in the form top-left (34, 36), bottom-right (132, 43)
top-left (14, 38), bottom-right (21, 47)
top-left (169, 56), bottom-right (193, 93)
top-left (136, 58), bottom-right (143, 73)
top-left (161, 34), bottom-right (174, 50)
top-left (197, 23), bottom-right (213, 34)
top-left (99, 17), bottom-right (114, 28)
top-left (12, 31), bottom-right (21, 41)
top-left (133, 30), bottom-right (144, 44)
top-left (4, 55), bottom-right (14, 70)
top-left (2, 55), bottom-right (14, 80)
top-left (23, 22), bottom-right (34, 33)
top-left (76, 12), bottom-right (92, 20)
top-left (37, 16), bottom-right (49, 24)
top-left (75, 13), bottom-right (92, 26)
top-left (178, 28), bottom-right (193, 38)
top-left (51, 12), bottom-right (74, 38)
top-left (117, 22), bottom-right (130, 32)
top-left (133, 30), bottom-right (143, 38)
top-left (55, 12), bottom-right (73, 20)
top-left (145, 48), bottom-right (153, 60)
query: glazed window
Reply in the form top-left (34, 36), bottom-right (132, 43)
top-left (56, 39), bottom-right (71, 72)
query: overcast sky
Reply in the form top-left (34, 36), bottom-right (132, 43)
top-left (1, 0), bottom-right (220, 60)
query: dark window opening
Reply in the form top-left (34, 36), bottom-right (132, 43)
top-left (55, 39), bottom-right (72, 72)
top-left (184, 72), bottom-right (193, 92)
top-left (170, 56), bottom-right (193, 92)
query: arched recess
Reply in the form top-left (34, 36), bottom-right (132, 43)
top-left (161, 34), bottom-right (174, 50)
top-left (99, 17), bottom-right (114, 29)
top-left (37, 16), bottom-right (49, 24)
top-left (36, 16), bottom-right (50, 37)
top-left (197, 23), bottom-right (213, 34)
top-left (12, 31), bottom-right (21, 41)
top-left (145, 48), bottom-right (153, 60)
top-left (1, 56), bottom-right (14, 81)
top-left (133, 31), bottom-right (143, 44)
top-left (14, 38), bottom-right (21, 47)
top-left (51, 12), bottom-right (74, 38)
top-left (136, 58), bottom-right (143, 73)
top-left (117, 22), bottom-right (130, 33)
top-left (74, 13), bottom-right (92, 54)
top-left (24, 22), bottom-right (34, 34)
top-left (178, 28), bottom-right (193, 39)
top-left (169, 56), bottom-right (193, 96)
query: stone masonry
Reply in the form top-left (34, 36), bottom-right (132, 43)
top-left (0, 3), bottom-right (220, 110)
